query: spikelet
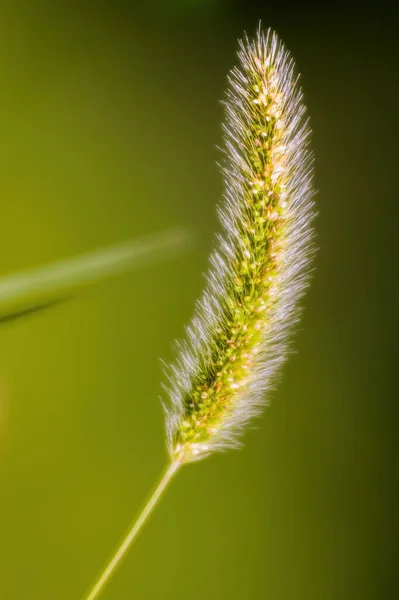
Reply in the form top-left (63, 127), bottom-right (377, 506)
top-left (164, 26), bottom-right (315, 463)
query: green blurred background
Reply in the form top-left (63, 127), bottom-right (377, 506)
top-left (0, 1), bottom-right (397, 598)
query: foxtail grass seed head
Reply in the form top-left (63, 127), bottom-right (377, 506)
top-left (164, 26), bottom-right (315, 464)
top-left (81, 26), bottom-right (316, 600)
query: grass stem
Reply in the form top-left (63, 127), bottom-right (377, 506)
top-left (0, 228), bottom-right (188, 321)
top-left (83, 460), bottom-right (181, 600)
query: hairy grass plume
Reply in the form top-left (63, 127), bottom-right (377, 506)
top-left (165, 26), bottom-right (315, 463)
top-left (83, 25), bottom-right (316, 600)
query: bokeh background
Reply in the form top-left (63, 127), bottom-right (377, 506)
top-left (0, 1), bottom-right (397, 598)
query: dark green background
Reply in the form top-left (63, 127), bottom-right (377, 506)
top-left (0, 1), bottom-right (397, 598)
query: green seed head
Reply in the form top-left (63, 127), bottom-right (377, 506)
top-left (164, 26), bottom-right (315, 463)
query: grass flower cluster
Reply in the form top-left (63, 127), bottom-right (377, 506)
top-left (166, 27), bottom-right (315, 463)
top-left (83, 24), bottom-right (315, 600)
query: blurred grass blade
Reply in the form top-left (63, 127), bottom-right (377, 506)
top-left (0, 227), bottom-right (188, 321)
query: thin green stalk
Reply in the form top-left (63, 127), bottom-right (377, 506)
top-left (0, 228), bottom-right (187, 321)
top-left (83, 460), bottom-right (181, 600)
